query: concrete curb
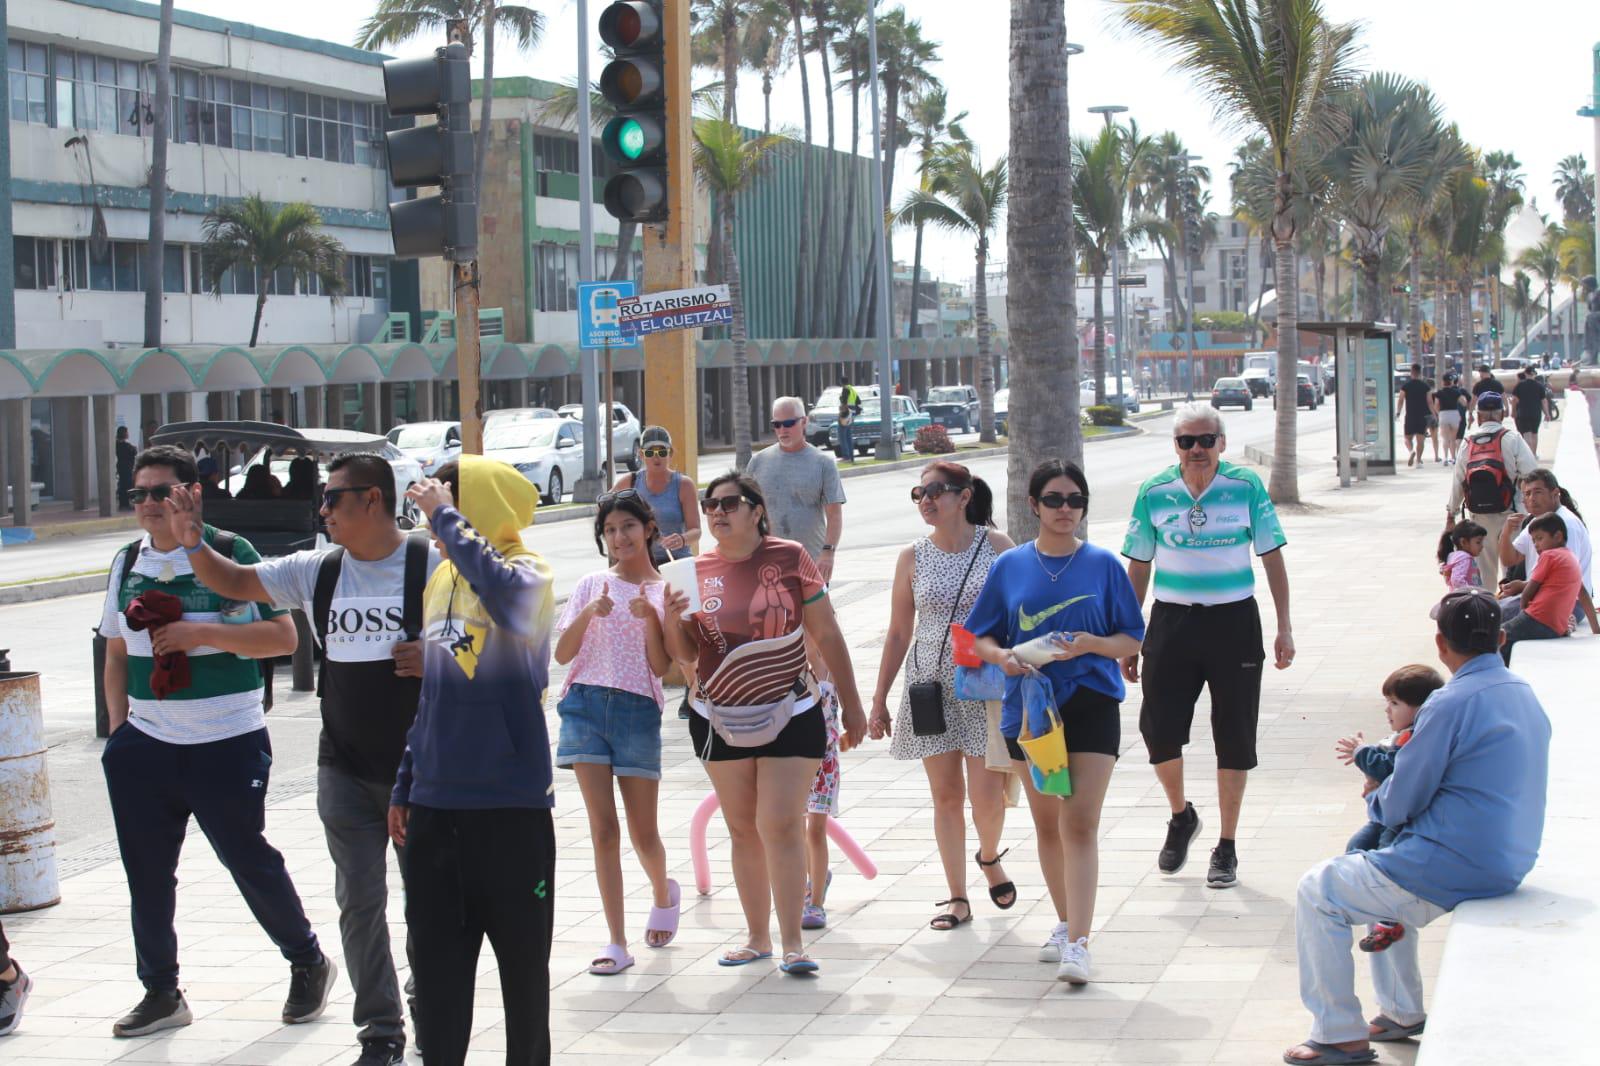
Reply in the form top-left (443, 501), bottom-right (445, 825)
top-left (0, 572), bottom-right (109, 605)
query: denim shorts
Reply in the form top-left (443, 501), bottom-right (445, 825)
top-left (556, 683), bottom-right (664, 779)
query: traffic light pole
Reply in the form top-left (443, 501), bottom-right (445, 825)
top-left (444, 18), bottom-right (484, 455)
top-left (865, 0), bottom-right (898, 460)
top-left (575, 0), bottom-right (604, 500)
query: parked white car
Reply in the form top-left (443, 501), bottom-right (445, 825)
top-left (483, 417), bottom-right (585, 504)
top-left (557, 402), bottom-right (642, 471)
top-left (386, 421), bottom-right (461, 476)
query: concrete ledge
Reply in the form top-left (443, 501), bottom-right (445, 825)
top-left (0, 571), bottom-right (109, 605)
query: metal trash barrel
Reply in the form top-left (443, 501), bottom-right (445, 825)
top-left (0, 671), bottom-right (60, 912)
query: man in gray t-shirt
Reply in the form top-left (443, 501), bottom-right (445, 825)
top-left (746, 395), bottom-right (846, 580)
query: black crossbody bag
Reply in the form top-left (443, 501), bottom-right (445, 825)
top-left (908, 528), bottom-right (984, 737)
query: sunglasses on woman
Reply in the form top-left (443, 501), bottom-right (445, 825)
top-left (699, 495), bottom-right (750, 515)
top-left (597, 488), bottom-right (640, 505)
top-left (909, 482), bottom-right (962, 503)
top-left (641, 446), bottom-right (671, 459)
top-left (1036, 491), bottom-right (1089, 510)
top-left (1175, 433), bottom-right (1220, 450)
top-left (127, 483), bottom-right (186, 505)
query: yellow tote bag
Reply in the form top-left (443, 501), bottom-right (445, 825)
top-left (1015, 675), bottom-right (1069, 774)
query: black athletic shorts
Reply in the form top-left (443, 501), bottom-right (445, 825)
top-left (688, 703), bottom-right (827, 762)
top-left (1404, 414), bottom-right (1430, 437)
top-left (1003, 684), bottom-right (1122, 762)
top-left (1138, 597), bottom-right (1265, 770)
top-left (1515, 414), bottom-right (1541, 435)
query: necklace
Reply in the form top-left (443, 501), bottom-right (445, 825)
top-left (1034, 541), bottom-right (1079, 582)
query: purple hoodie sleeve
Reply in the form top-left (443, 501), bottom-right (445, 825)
top-left (391, 746), bottom-right (414, 808)
top-left (430, 505), bottom-right (554, 640)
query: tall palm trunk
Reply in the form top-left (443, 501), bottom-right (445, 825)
top-left (250, 284), bottom-right (269, 349)
top-left (721, 9), bottom-right (738, 122)
top-left (474, 4), bottom-right (497, 205)
top-left (143, 0), bottom-right (174, 348)
top-left (908, 219), bottom-right (927, 339)
top-left (1240, 225), bottom-right (1252, 336)
top-left (1313, 256), bottom-right (1326, 335)
top-left (1358, 248), bottom-right (1381, 322)
top-left (810, 13), bottom-right (836, 336)
top-left (724, 197), bottom-right (752, 469)
top-left (834, 55), bottom-right (861, 337)
top-left (790, 2), bottom-right (813, 337)
top-left (975, 238), bottom-right (995, 443)
top-left (1092, 271), bottom-right (1107, 404)
top-left (1407, 232), bottom-right (1423, 369)
top-left (762, 70), bottom-right (773, 133)
top-left (1269, 189), bottom-right (1302, 504)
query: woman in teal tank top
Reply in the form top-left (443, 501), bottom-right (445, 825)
top-left (614, 426), bottom-right (700, 564)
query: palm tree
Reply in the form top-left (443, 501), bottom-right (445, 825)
top-left (1074, 124), bottom-right (1149, 404)
top-left (1506, 268), bottom-right (1536, 350)
top-left (807, 0), bottom-right (844, 335)
top-left (901, 86), bottom-right (969, 339)
top-left (786, 0), bottom-right (814, 336)
top-left (1515, 223), bottom-right (1561, 363)
top-left (832, 3), bottom-right (873, 336)
top-left (1321, 73), bottom-right (1447, 322)
top-left (1229, 135), bottom-right (1266, 343)
top-left (1554, 154), bottom-right (1595, 224)
top-left (690, 0), bottom-right (762, 122)
top-left (143, 0), bottom-right (174, 348)
top-left (1558, 220), bottom-right (1594, 360)
top-left (357, 1), bottom-right (544, 206)
top-left (746, 2), bottom-right (792, 134)
top-left (1132, 133), bottom-right (1210, 328)
top-left (199, 196), bottom-right (346, 348)
top-left (1230, 135), bottom-right (1279, 344)
top-left (1480, 150), bottom-right (1525, 359)
top-left (1115, 0), bottom-right (1360, 505)
top-left (1399, 124), bottom-right (1470, 370)
top-left (893, 149), bottom-right (1007, 444)
top-left (693, 114), bottom-right (788, 469)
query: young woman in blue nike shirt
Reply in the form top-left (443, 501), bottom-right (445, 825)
top-left (964, 459), bottom-right (1146, 986)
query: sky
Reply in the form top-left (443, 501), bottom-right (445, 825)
top-left (209, 0), bottom-right (1597, 290)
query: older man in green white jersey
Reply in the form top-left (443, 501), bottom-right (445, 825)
top-left (1121, 403), bottom-right (1294, 890)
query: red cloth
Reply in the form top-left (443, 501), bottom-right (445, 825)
top-left (123, 590), bottom-right (191, 697)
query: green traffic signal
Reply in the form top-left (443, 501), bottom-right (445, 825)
top-left (617, 119), bottom-right (646, 161)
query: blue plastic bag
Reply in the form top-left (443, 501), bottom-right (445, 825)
top-left (954, 661), bottom-right (1006, 701)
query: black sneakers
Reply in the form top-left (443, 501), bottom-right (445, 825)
top-left (1158, 802), bottom-right (1203, 874)
top-left (282, 955), bottom-right (337, 1025)
top-left (0, 963), bottom-right (30, 1037)
top-left (1206, 845), bottom-right (1239, 889)
top-left (112, 988), bottom-right (193, 1037)
top-left (354, 1037), bottom-right (406, 1065)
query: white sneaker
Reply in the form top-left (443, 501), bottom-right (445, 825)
top-left (1056, 937), bottom-right (1091, 984)
top-left (1038, 921), bottom-right (1070, 963)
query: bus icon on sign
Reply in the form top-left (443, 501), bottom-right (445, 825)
top-left (589, 286), bottom-right (623, 327)
top-left (577, 279), bottom-right (639, 350)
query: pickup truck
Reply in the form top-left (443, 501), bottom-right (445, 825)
top-left (921, 385), bottom-right (980, 433)
top-left (827, 395), bottom-right (930, 457)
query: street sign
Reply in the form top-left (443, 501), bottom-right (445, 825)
top-left (618, 283), bottom-right (732, 337)
top-left (578, 280), bottom-right (641, 349)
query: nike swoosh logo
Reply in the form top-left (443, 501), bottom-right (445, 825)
top-left (1018, 595), bottom-right (1093, 632)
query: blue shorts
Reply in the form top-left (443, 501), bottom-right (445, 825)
top-left (555, 683), bottom-right (664, 779)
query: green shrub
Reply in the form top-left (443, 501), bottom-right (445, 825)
top-left (1086, 404), bottom-right (1124, 427)
top-left (914, 423), bottom-right (956, 454)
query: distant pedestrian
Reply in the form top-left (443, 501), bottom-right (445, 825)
top-left (1395, 363), bottom-right (1433, 467)
top-left (746, 397), bottom-right (845, 582)
top-left (1510, 368), bottom-right (1551, 452)
top-left (611, 425), bottom-right (700, 564)
top-left (1431, 372), bottom-right (1468, 465)
top-left (869, 462), bottom-right (1017, 932)
top-left (0, 920), bottom-right (27, 1037)
top-left (1447, 392), bottom-right (1538, 588)
top-left (1286, 589), bottom-right (1549, 1065)
top-left (196, 456), bottom-right (230, 500)
top-left (835, 377), bottom-right (861, 461)
top-left (660, 473), bottom-right (867, 975)
top-left (966, 459), bottom-right (1146, 984)
top-left (1436, 521), bottom-right (1486, 591)
top-left (169, 452), bottom-right (438, 1066)
top-left (553, 491), bottom-right (678, 977)
top-left (100, 445), bottom-right (330, 1039)
top-left (1122, 403), bottom-right (1294, 891)
top-left (389, 458), bottom-right (558, 1066)
top-left (115, 426), bottom-right (136, 510)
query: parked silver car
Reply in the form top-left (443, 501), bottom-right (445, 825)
top-left (558, 402), bottom-right (642, 471)
top-left (484, 417), bottom-right (586, 503)
top-left (386, 420), bottom-right (461, 476)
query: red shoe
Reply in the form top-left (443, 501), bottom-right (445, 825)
top-left (1359, 922), bottom-right (1405, 953)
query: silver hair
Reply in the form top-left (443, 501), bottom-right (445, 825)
top-left (772, 395), bottom-right (807, 418)
top-left (1172, 402), bottom-right (1225, 437)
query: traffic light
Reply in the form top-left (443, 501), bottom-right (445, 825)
top-left (1489, 312), bottom-right (1499, 339)
top-left (1391, 282), bottom-right (1412, 295)
top-left (598, 1), bottom-right (668, 222)
top-left (382, 42), bottom-right (476, 262)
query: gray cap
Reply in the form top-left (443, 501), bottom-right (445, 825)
top-left (640, 425), bottom-right (672, 448)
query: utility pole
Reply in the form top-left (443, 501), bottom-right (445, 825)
top-left (445, 19), bottom-right (483, 453)
top-left (866, 0), bottom-right (898, 459)
top-left (1182, 152), bottom-right (1201, 401)
top-left (575, 0), bottom-right (603, 498)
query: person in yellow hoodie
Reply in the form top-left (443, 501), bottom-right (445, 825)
top-left (386, 456), bottom-right (556, 1066)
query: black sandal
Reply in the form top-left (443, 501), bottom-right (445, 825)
top-left (929, 897), bottom-right (972, 931)
top-left (975, 848), bottom-right (1017, 909)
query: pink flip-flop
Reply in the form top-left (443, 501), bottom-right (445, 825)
top-left (588, 943), bottom-right (635, 976)
top-left (646, 878), bottom-right (681, 948)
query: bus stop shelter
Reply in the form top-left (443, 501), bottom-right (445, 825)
top-left (1301, 321), bottom-right (1397, 485)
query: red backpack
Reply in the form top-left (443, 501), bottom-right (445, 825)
top-left (1463, 430), bottom-right (1513, 514)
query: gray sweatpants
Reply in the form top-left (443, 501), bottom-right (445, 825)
top-left (318, 764), bottom-right (412, 1043)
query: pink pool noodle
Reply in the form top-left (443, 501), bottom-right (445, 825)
top-left (689, 791), bottom-right (878, 896)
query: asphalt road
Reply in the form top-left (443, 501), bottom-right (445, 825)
top-left (6, 404), bottom-right (1337, 860)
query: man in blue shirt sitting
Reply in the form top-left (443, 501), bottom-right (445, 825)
top-left (1285, 589), bottom-right (1551, 1065)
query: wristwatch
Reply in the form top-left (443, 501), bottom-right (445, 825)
top-left (821, 544), bottom-right (835, 552)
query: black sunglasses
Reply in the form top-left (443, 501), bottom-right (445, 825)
top-left (597, 489), bottom-right (640, 505)
top-left (700, 495), bottom-right (750, 515)
top-left (910, 482), bottom-right (962, 503)
top-left (771, 417), bottom-right (803, 429)
top-left (1037, 491), bottom-right (1089, 510)
top-left (127, 483), bottom-right (187, 504)
top-left (320, 484), bottom-right (382, 508)
top-left (1175, 433), bottom-right (1221, 450)
top-left (641, 446), bottom-right (670, 458)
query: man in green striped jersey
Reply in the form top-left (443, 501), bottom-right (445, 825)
top-left (100, 446), bottom-right (334, 1038)
top-left (1121, 404), bottom-right (1294, 890)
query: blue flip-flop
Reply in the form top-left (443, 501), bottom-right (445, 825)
top-left (1282, 1041), bottom-right (1377, 1065)
top-left (779, 951), bottom-right (819, 975)
top-left (717, 947), bottom-right (773, 967)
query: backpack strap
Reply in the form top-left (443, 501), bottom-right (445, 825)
top-left (311, 546), bottom-right (346, 700)
top-left (401, 535), bottom-right (428, 641)
top-left (114, 539), bottom-right (142, 611)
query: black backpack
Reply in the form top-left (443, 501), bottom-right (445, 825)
top-left (310, 535), bottom-right (429, 697)
top-left (1462, 430), bottom-right (1514, 515)
top-left (115, 529), bottom-right (275, 711)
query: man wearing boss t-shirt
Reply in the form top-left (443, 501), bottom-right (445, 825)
top-left (167, 453), bottom-right (439, 1066)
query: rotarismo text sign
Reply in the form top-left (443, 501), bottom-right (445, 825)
top-left (618, 285), bottom-right (733, 337)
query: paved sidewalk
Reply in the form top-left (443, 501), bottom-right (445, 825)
top-left (4, 443), bottom-right (1471, 1065)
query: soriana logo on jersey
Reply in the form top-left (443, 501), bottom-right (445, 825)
top-left (323, 596), bottom-right (410, 661)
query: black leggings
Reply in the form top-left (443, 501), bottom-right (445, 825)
top-left (0, 918), bottom-right (9, 972)
top-left (406, 806), bottom-right (556, 1066)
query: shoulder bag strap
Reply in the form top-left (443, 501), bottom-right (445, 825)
top-left (401, 535), bottom-right (428, 640)
top-left (919, 526), bottom-right (987, 674)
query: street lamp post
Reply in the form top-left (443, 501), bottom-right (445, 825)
top-left (1181, 151), bottom-right (1202, 401)
top-left (1088, 104), bottom-right (1129, 409)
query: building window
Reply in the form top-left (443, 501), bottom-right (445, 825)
top-left (534, 134), bottom-right (579, 174)
top-left (8, 41), bottom-right (49, 125)
top-left (191, 249), bottom-right (259, 295)
top-left (163, 246), bottom-right (185, 294)
top-left (13, 237), bottom-right (57, 290)
top-left (66, 239), bottom-right (143, 292)
top-left (345, 255), bottom-right (374, 298)
top-left (1192, 285), bottom-right (1208, 305)
top-left (292, 90), bottom-right (379, 165)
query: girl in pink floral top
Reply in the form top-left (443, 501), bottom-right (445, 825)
top-left (1437, 521), bottom-right (1487, 590)
top-left (553, 492), bottom-right (681, 975)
